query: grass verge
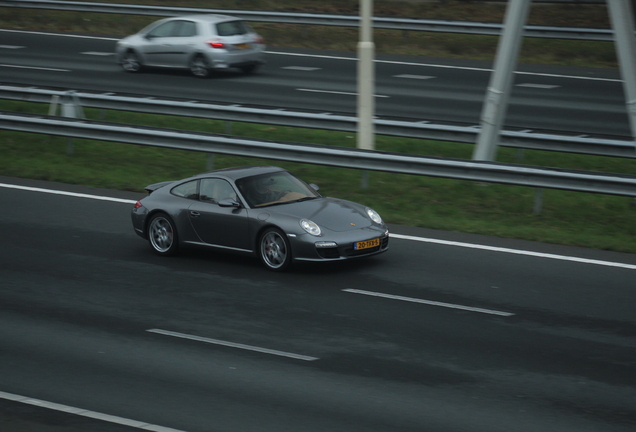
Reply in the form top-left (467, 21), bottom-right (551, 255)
top-left (2, 100), bottom-right (636, 253)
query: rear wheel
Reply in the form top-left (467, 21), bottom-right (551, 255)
top-left (121, 50), bottom-right (142, 73)
top-left (148, 213), bottom-right (179, 256)
top-left (259, 228), bottom-right (291, 271)
top-left (190, 55), bottom-right (211, 78)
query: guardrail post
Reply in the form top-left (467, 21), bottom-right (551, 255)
top-left (207, 153), bottom-right (214, 171)
top-left (533, 188), bottom-right (543, 215)
top-left (607, 0), bottom-right (636, 153)
top-left (60, 91), bottom-right (85, 155)
top-left (473, 0), bottom-right (531, 162)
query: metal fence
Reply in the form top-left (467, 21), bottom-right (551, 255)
top-left (2, 110), bottom-right (636, 197)
top-left (2, 85), bottom-right (633, 159)
top-left (0, 0), bottom-right (623, 41)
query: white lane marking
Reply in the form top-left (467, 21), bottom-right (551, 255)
top-left (283, 66), bottom-right (321, 71)
top-left (516, 83), bottom-right (560, 89)
top-left (297, 88), bottom-right (390, 98)
top-left (394, 74), bottom-right (435, 80)
top-left (82, 51), bottom-right (114, 56)
top-left (390, 233), bottom-right (636, 270)
top-left (0, 391), bottom-right (187, 432)
top-left (2, 182), bottom-right (634, 270)
top-left (0, 64), bottom-right (70, 72)
top-left (0, 28), bottom-right (118, 41)
top-left (0, 29), bottom-right (621, 83)
top-left (344, 289), bottom-right (515, 316)
top-left (0, 183), bottom-right (137, 204)
top-left (0, 45), bottom-right (24, 49)
top-left (147, 329), bottom-right (319, 361)
top-left (268, 51), bottom-right (622, 83)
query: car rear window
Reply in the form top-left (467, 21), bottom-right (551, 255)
top-left (215, 20), bottom-right (249, 36)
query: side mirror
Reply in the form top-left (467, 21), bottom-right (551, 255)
top-left (310, 183), bottom-right (319, 191)
top-left (218, 198), bottom-right (241, 208)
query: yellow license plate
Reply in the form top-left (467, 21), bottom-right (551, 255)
top-left (354, 238), bottom-right (381, 250)
top-left (235, 43), bottom-right (249, 49)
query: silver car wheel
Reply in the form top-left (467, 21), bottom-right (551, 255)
top-left (148, 214), bottom-right (178, 256)
top-left (259, 229), bottom-right (291, 271)
top-left (190, 55), bottom-right (210, 78)
top-left (122, 51), bottom-right (142, 73)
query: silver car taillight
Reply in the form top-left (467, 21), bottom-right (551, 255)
top-left (206, 39), bottom-right (225, 49)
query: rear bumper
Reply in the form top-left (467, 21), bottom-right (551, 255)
top-left (206, 47), bottom-right (265, 69)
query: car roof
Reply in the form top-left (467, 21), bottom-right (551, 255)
top-left (193, 166), bottom-right (286, 181)
top-left (173, 14), bottom-right (243, 24)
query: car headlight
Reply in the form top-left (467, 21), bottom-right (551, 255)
top-left (300, 219), bottom-right (321, 236)
top-left (366, 208), bottom-right (383, 224)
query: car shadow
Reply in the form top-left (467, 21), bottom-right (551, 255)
top-left (131, 67), bottom-right (258, 79)
top-left (154, 245), bottom-right (384, 276)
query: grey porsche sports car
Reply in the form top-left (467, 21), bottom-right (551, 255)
top-left (131, 166), bottom-right (389, 271)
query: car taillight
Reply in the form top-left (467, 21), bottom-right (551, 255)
top-left (133, 200), bottom-right (143, 209)
top-left (207, 39), bottom-right (225, 49)
top-left (254, 35), bottom-right (264, 44)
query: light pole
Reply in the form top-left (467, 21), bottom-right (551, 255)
top-left (357, 0), bottom-right (375, 187)
top-left (473, 0), bottom-right (531, 162)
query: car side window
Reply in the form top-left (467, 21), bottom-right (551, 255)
top-left (171, 180), bottom-right (199, 200)
top-left (148, 21), bottom-right (179, 37)
top-left (216, 20), bottom-right (248, 36)
top-left (147, 21), bottom-right (179, 38)
top-left (175, 21), bottom-right (197, 37)
top-left (199, 179), bottom-right (237, 204)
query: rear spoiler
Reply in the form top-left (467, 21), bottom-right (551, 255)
top-left (144, 180), bottom-right (174, 194)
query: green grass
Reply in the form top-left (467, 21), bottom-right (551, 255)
top-left (2, 100), bottom-right (636, 253)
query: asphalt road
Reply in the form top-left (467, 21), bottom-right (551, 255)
top-left (1, 175), bottom-right (635, 432)
top-left (0, 28), bottom-right (631, 137)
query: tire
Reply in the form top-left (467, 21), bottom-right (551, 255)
top-left (240, 64), bottom-right (259, 74)
top-left (190, 55), bottom-right (211, 78)
top-left (121, 50), bottom-right (142, 73)
top-left (147, 213), bottom-right (179, 256)
top-left (259, 228), bottom-right (292, 271)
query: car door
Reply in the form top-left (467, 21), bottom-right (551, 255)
top-left (187, 178), bottom-right (251, 251)
top-left (161, 20), bottom-right (199, 67)
top-left (139, 20), bottom-right (180, 66)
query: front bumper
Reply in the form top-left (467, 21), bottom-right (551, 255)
top-left (290, 227), bottom-right (389, 262)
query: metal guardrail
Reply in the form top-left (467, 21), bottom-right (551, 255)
top-left (2, 85), bottom-right (634, 158)
top-left (1, 111), bottom-right (636, 197)
top-left (0, 0), bottom-right (621, 41)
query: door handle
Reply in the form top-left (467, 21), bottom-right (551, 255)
top-left (190, 211), bottom-right (201, 217)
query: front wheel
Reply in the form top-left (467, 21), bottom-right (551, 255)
top-left (147, 213), bottom-right (179, 256)
top-left (121, 50), bottom-right (142, 73)
top-left (259, 228), bottom-right (292, 271)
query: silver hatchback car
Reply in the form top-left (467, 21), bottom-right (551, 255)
top-left (115, 14), bottom-right (265, 77)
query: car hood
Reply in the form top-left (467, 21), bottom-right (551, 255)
top-left (268, 197), bottom-right (375, 232)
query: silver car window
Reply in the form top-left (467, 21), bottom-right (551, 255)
top-left (147, 20), bottom-right (179, 38)
top-left (216, 20), bottom-right (249, 37)
top-left (175, 20), bottom-right (198, 37)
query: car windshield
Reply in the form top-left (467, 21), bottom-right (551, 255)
top-left (236, 171), bottom-right (320, 208)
